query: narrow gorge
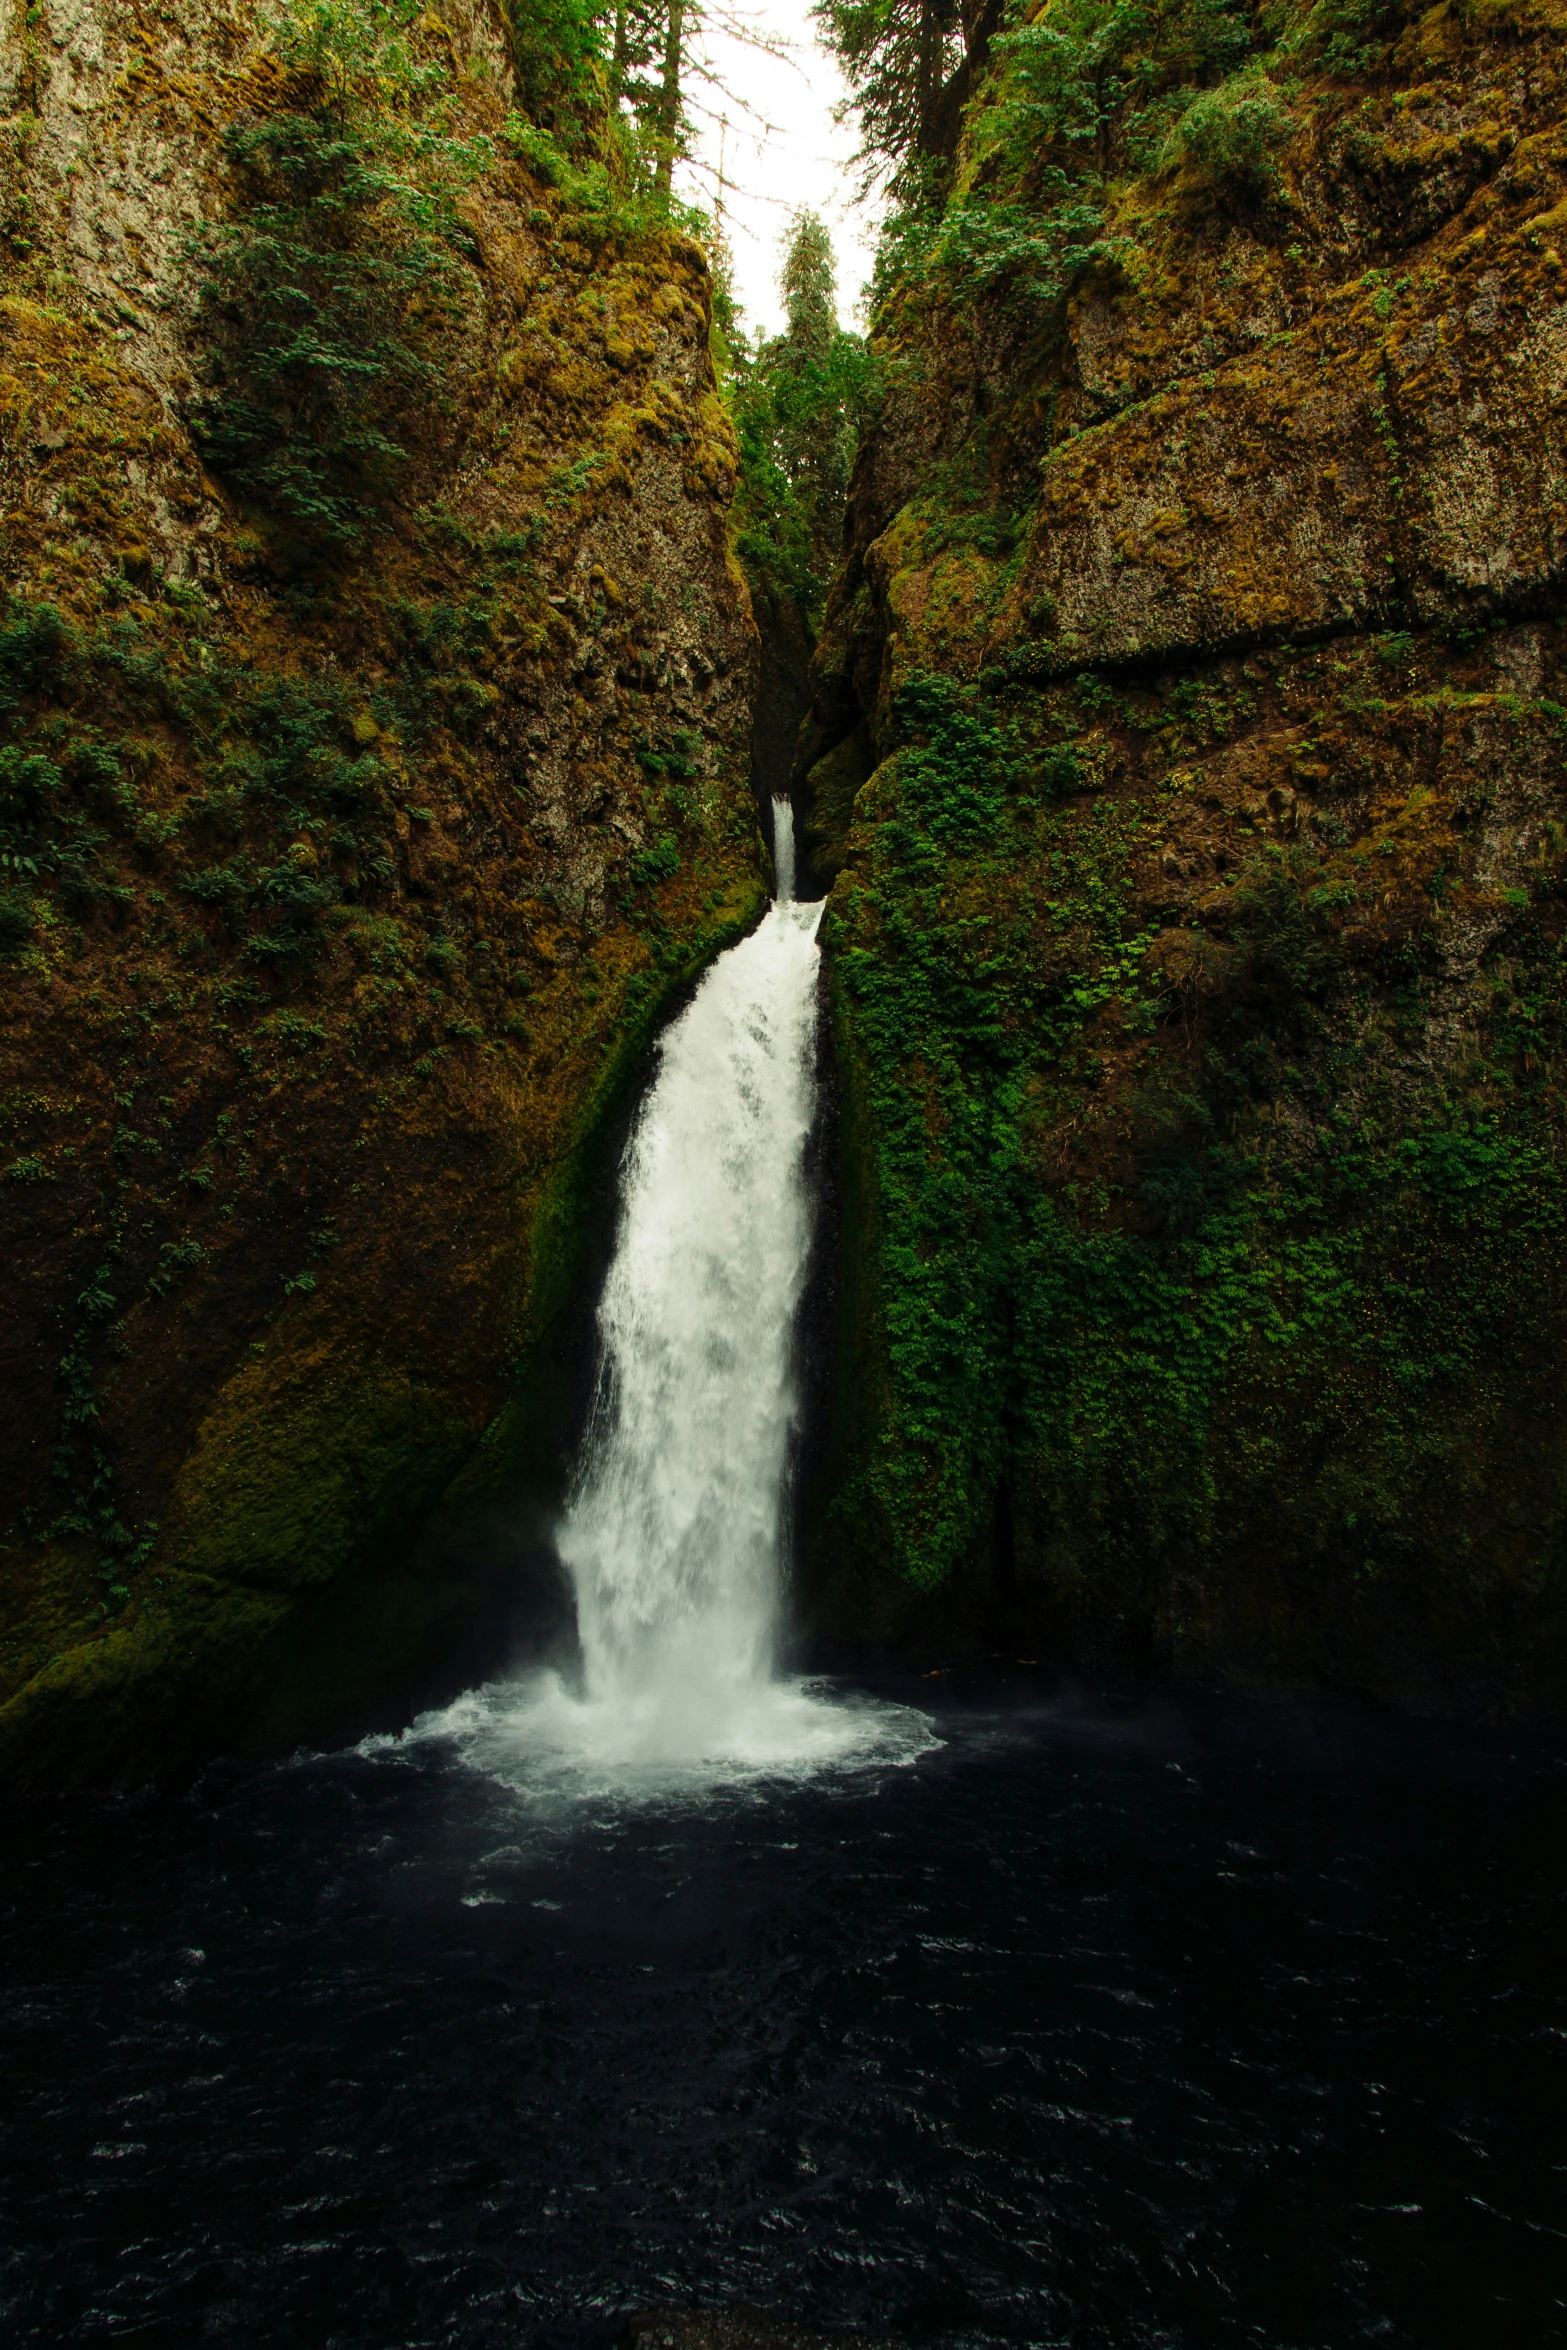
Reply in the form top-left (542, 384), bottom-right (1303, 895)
top-left (3, 7), bottom-right (1565, 2346)
top-left (3, 0), bottom-right (1567, 1798)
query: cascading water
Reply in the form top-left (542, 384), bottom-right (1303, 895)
top-left (393, 796), bottom-right (933, 1795)
top-left (555, 797), bottom-right (822, 1737)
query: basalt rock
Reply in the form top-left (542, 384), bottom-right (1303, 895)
top-left (797, 0), bottom-right (1567, 1715)
top-left (0, 0), bottom-right (763, 1790)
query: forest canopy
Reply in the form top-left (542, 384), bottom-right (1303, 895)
top-left (728, 212), bottom-right (872, 630)
top-left (813, 0), bottom-right (1403, 320)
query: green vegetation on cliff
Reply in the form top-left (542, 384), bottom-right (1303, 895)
top-left (803, 0), bottom-right (1567, 1709)
top-left (191, 0), bottom-right (496, 551)
top-left (0, 0), bottom-right (764, 1788)
top-left (729, 214), bottom-right (873, 630)
top-left (829, 649), bottom-right (1567, 1635)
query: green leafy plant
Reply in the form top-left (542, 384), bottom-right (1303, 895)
top-left (1159, 62), bottom-right (1292, 194)
top-left (842, 0), bottom-right (1274, 321)
top-left (507, 0), bottom-right (608, 131)
top-left (0, 596), bottom-right (67, 716)
top-left (729, 212), bottom-right (874, 626)
top-left (629, 831), bottom-right (680, 887)
top-left (188, 0), bottom-right (492, 553)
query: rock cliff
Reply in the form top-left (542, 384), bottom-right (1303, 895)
top-left (0, 0), bottom-right (763, 1787)
top-left (799, 0), bottom-right (1567, 1712)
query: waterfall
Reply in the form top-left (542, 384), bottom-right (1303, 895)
top-left (771, 787), bottom-right (797, 903)
top-left (389, 796), bottom-right (935, 1794)
top-left (557, 796), bottom-right (820, 1731)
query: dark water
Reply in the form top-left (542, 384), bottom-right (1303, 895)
top-left (4, 1677), bottom-right (1566, 2349)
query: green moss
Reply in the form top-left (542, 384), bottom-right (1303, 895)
top-left (163, 1346), bottom-right (475, 1593)
top-left (801, 725), bottom-right (873, 888)
top-left (811, 640), bottom-right (1567, 1702)
top-left (0, 1571), bottom-right (292, 1793)
top-left (241, 1561), bottom-right (486, 1751)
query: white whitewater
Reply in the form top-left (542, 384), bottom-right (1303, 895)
top-left (556, 796), bottom-right (822, 1734)
top-left (384, 797), bottom-right (935, 1800)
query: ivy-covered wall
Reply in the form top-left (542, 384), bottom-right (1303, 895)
top-left (799, 0), bottom-right (1567, 1715)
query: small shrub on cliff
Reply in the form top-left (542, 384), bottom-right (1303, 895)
top-left (1309, 0), bottom-right (1405, 79)
top-left (1159, 64), bottom-right (1292, 195)
top-left (507, 0), bottom-right (607, 135)
top-left (979, 0), bottom-right (1246, 184)
top-left (189, 0), bottom-right (492, 554)
top-left (629, 832), bottom-right (680, 888)
top-left (0, 596), bottom-right (68, 716)
top-left (0, 887), bottom-right (35, 950)
top-left (184, 852), bottom-right (336, 966)
top-left (1030, 741), bottom-right (1081, 795)
top-left (1229, 848), bottom-right (1337, 1007)
top-left (192, 120), bottom-right (450, 549)
top-left (242, 676), bottom-right (386, 817)
top-left (1138, 1138), bottom-right (1241, 1240)
top-left (0, 745), bottom-right (61, 822)
top-left (175, 673), bottom-right (400, 957)
top-left (927, 188), bottom-right (1125, 307)
top-left (890, 670), bottom-right (1016, 844)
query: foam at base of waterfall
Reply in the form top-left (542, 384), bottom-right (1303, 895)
top-left (372, 1672), bottom-right (940, 1807)
top-left (556, 866), bottom-right (824, 1724)
top-left (378, 802), bottom-right (902, 1804)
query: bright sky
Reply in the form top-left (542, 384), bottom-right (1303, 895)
top-left (670, 2), bottom-right (883, 340)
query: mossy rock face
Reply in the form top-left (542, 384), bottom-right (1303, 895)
top-left (0, 0), bottom-right (766, 1789)
top-left (162, 1345), bottom-right (476, 1595)
top-left (800, 725), bottom-right (874, 890)
top-left (794, 0), bottom-right (1567, 1716)
top-left (0, 1571), bottom-right (294, 1794)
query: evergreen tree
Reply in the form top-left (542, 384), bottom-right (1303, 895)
top-left (813, 0), bottom-right (1004, 193)
top-left (821, 0), bottom-right (1284, 325)
top-left (730, 213), bottom-right (872, 626)
top-left (652, 0), bottom-right (687, 197)
top-left (507, 0), bottom-right (611, 134)
top-left (781, 211), bottom-right (837, 364)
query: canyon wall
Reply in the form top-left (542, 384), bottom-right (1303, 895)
top-left (0, 0), bottom-right (763, 1787)
top-left (799, 0), bottom-right (1567, 1713)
